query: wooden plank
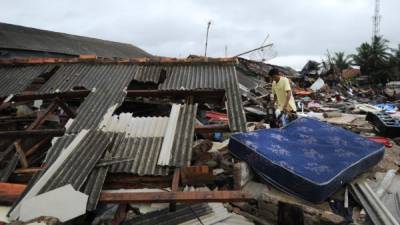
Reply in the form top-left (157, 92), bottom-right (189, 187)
top-left (170, 168), bottom-right (181, 211)
top-left (25, 137), bottom-right (51, 157)
top-left (0, 183), bottom-right (253, 205)
top-left (8, 100), bottom-right (59, 168)
top-left (14, 167), bottom-right (44, 174)
top-left (14, 142), bottom-right (28, 168)
top-left (99, 191), bottom-right (253, 203)
top-left (27, 101), bottom-right (58, 130)
top-left (0, 182), bottom-right (26, 204)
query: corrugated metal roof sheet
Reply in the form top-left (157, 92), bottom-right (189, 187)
top-left (134, 63), bottom-right (246, 132)
top-left (110, 136), bottom-right (168, 176)
top-left (158, 104), bottom-right (181, 166)
top-left (122, 203), bottom-right (212, 225)
top-left (83, 151), bottom-right (111, 211)
top-left (38, 64), bottom-right (137, 93)
top-left (168, 103), bottom-right (197, 167)
top-left (132, 64), bottom-right (166, 83)
top-left (0, 22), bottom-right (152, 58)
top-left (44, 135), bottom-right (77, 165)
top-left (100, 114), bottom-right (169, 137)
top-left (38, 64), bottom-right (138, 133)
top-left (0, 64), bottom-right (55, 97)
top-left (103, 104), bottom-right (196, 174)
top-left (39, 130), bottom-right (113, 193)
top-left (100, 114), bottom-right (170, 175)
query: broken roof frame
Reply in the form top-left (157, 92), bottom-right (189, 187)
top-left (0, 57), bottom-right (250, 222)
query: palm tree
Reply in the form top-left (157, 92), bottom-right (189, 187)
top-left (332, 52), bottom-right (351, 72)
top-left (352, 36), bottom-right (390, 83)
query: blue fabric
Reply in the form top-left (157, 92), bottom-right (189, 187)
top-left (229, 117), bottom-right (384, 203)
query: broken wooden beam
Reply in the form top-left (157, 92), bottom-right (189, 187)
top-left (8, 100), bottom-right (59, 168)
top-left (170, 168), bottom-right (181, 211)
top-left (0, 128), bottom-right (65, 139)
top-left (195, 124), bottom-right (230, 133)
top-left (13, 167), bottom-right (44, 174)
top-left (27, 101), bottom-right (58, 130)
top-left (0, 183), bottom-right (253, 205)
top-left (100, 190), bottom-right (253, 203)
top-left (126, 89), bottom-right (225, 102)
top-left (25, 137), bottom-right (52, 157)
top-left (9, 90), bottom-right (90, 102)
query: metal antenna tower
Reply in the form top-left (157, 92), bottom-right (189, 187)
top-left (372, 0), bottom-right (381, 38)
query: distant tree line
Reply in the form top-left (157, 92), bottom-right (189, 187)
top-left (329, 36), bottom-right (400, 84)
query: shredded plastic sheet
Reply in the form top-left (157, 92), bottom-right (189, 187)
top-left (229, 117), bottom-right (384, 203)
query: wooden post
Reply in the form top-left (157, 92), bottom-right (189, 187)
top-left (25, 137), bottom-right (52, 157)
top-left (13, 142), bottom-right (28, 168)
top-left (170, 168), bottom-right (181, 211)
top-left (10, 100), bottom-right (59, 168)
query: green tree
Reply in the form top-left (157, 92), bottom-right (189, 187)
top-left (332, 52), bottom-right (351, 71)
top-left (352, 36), bottom-right (391, 83)
top-left (388, 44), bottom-right (400, 80)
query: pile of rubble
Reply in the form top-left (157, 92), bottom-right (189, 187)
top-left (0, 56), bottom-right (398, 225)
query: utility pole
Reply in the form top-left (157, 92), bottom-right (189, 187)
top-left (372, 0), bottom-right (381, 38)
top-left (234, 43), bottom-right (273, 58)
top-left (204, 21), bottom-right (211, 57)
top-left (224, 45), bottom-right (228, 57)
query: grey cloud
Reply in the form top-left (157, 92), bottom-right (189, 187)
top-left (0, 0), bottom-right (399, 68)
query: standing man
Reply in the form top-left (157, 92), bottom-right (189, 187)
top-left (268, 68), bottom-right (297, 126)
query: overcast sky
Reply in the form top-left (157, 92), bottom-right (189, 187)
top-left (1, 0), bottom-right (399, 69)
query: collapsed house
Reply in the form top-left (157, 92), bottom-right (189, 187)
top-left (0, 57), bottom-right (256, 223)
top-left (0, 23), bottom-right (399, 225)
